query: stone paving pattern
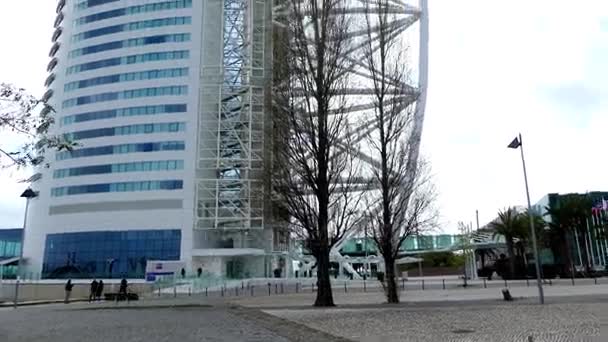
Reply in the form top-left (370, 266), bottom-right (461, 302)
top-left (266, 302), bottom-right (603, 342)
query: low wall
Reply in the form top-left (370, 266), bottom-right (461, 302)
top-left (0, 282), bottom-right (154, 303)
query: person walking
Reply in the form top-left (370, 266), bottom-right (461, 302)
top-left (89, 280), bottom-right (98, 302)
top-left (119, 278), bottom-right (128, 301)
top-left (64, 279), bottom-right (74, 304)
top-left (96, 280), bottom-right (104, 301)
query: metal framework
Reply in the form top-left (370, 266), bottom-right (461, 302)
top-left (197, 0), bottom-right (268, 231)
top-left (274, 0), bottom-right (429, 277)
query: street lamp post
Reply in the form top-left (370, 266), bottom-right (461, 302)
top-left (14, 188), bottom-right (38, 308)
top-left (508, 133), bottom-right (545, 304)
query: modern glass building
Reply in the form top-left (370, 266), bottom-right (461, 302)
top-left (24, 0), bottom-right (429, 280)
top-left (0, 229), bottom-right (22, 279)
top-left (23, 0), bottom-right (277, 279)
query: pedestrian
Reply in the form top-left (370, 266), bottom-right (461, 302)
top-left (197, 267), bottom-right (202, 278)
top-left (64, 279), bottom-right (74, 304)
top-left (89, 279), bottom-right (98, 302)
top-left (119, 278), bottom-right (128, 301)
top-left (96, 280), bottom-right (104, 301)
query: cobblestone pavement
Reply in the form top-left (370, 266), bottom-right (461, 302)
top-left (266, 301), bottom-right (604, 342)
top-left (0, 301), bottom-right (347, 342)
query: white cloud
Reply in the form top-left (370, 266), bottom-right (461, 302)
top-left (423, 0), bottom-right (608, 231)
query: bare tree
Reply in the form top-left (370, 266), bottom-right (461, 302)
top-left (361, 0), bottom-right (436, 303)
top-left (273, 0), bottom-right (363, 307)
top-left (0, 83), bottom-right (74, 168)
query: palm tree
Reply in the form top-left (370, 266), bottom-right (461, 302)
top-left (490, 207), bottom-right (525, 279)
top-left (545, 194), bottom-right (593, 276)
top-left (517, 210), bottom-right (547, 267)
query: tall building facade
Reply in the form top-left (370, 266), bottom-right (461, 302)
top-left (23, 0), bottom-right (277, 279)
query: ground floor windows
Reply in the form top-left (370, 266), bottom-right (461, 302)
top-left (42, 229), bottom-right (181, 279)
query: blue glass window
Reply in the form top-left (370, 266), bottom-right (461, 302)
top-left (42, 230), bottom-right (181, 279)
top-left (75, 1), bottom-right (193, 25)
top-left (63, 122), bottom-right (185, 140)
top-left (54, 160), bottom-right (184, 178)
top-left (66, 50), bottom-right (189, 75)
top-left (56, 141), bottom-right (185, 160)
top-left (51, 180), bottom-right (183, 197)
top-left (68, 33), bottom-right (191, 58)
top-left (75, 0), bottom-right (119, 10)
top-left (62, 86), bottom-right (188, 108)
top-left (72, 17), bottom-right (191, 42)
top-left (64, 68), bottom-right (188, 92)
top-left (61, 104), bottom-right (186, 125)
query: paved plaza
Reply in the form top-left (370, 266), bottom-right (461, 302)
top-left (0, 284), bottom-right (606, 342)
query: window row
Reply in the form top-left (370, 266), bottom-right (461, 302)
top-left (64, 68), bottom-right (188, 92)
top-left (54, 160), bottom-right (184, 178)
top-left (72, 16), bottom-right (191, 42)
top-left (56, 141), bottom-right (185, 160)
top-left (64, 122), bottom-right (185, 140)
top-left (69, 33), bottom-right (190, 58)
top-left (66, 50), bottom-right (189, 75)
top-left (61, 104), bottom-right (187, 125)
top-left (75, 0), bottom-right (118, 10)
top-left (75, 0), bottom-right (192, 25)
top-left (51, 180), bottom-right (184, 197)
top-left (62, 85), bottom-right (188, 108)
top-left (42, 230), bottom-right (180, 279)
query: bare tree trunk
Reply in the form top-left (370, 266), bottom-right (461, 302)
top-left (314, 248), bottom-right (334, 306)
top-left (384, 256), bottom-right (399, 303)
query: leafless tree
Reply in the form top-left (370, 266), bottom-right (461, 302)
top-left (361, 0), bottom-right (436, 303)
top-left (273, 0), bottom-right (363, 307)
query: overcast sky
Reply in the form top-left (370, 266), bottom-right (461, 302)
top-left (1, 1), bottom-right (607, 233)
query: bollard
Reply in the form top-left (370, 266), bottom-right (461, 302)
top-left (268, 283), bottom-right (271, 296)
top-left (549, 279), bottom-right (552, 286)
top-left (189, 287), bottom-right (192, 296)
top-left (422, 280), bottom-right (425, 290)
top-left (443, 279), bottom-right (446, 290)
top-left (483, 278), bottom-right (486, 289)
top-left (242, 281), bottom-right (244, 290)
top-left (251, 285), bottom-right (254, 296)
top-left (221, 287), bottom-right (224, 297)
top-left (526, 278), bottom-right (530, 287)
top-left (571, 276), bottom-right (575, 286)
top-left (402, 278), bottom-right (405, 290)
top-left (296, 283), bottom-right (299, 293)
top-left (344, 282), bottom-right (347, 293)
top-left (364, 279), bottom-right (367, 292)
top-left (158, 285), bottom-right (161, 297)
top-left (275, 283), bottom-right (278, 294)
top-left (174, 285), bottom-right (177, 298)
top-left (205, 287), bottom-right (208, 297)
top-left (281, 283), bottom-right (284, 294)
top-left (595, 277), bottom-right (598, 285)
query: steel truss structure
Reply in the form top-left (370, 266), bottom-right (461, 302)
top-left (273, 0), bottom-right (429, 277)
top-left (198, 0), bottom-right (268, 232)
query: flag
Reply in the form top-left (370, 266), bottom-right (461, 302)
top-left (507, 137), bottom-right (521, 149)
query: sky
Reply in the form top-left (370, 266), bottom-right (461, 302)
top-left (0, 0), bottom-right (607, 233)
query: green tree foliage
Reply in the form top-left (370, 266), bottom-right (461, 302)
top-left (0, 83), bottom-right (75, 168)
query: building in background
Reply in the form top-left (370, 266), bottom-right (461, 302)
top-left (23, 0), bottom-right (277, 280)
top-left (0, 229), bottom-right (22, 279)
top-left (22, 0), bottom-right (429, 280)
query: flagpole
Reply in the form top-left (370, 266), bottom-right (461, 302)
top-left (516, 133), bottom-right (545, 304)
